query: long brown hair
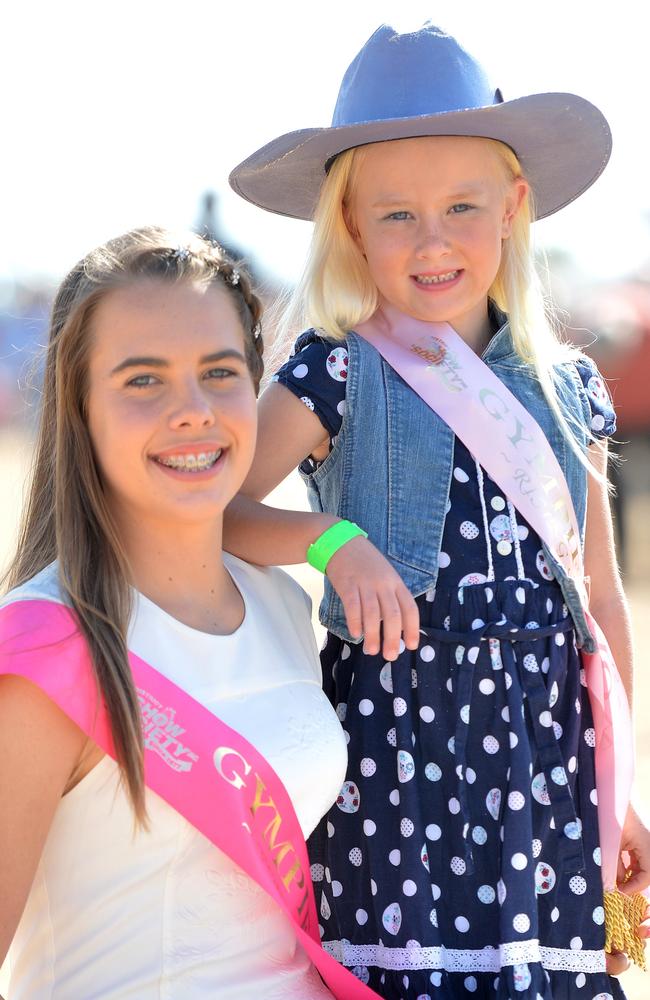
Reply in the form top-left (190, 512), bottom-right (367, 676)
top-left (2, 227), bottom-right (264, 822)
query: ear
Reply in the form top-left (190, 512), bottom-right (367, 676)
top-left (501, 177), bottom-right (529, 239)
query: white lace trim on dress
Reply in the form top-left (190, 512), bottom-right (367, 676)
top-left (322, 939), bottom-right (606, 973)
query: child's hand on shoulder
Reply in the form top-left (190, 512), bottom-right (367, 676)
top-left (326, 536), bottom-right (420, 661)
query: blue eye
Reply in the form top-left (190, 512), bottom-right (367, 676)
top-left (449, 203), bottom-right (473, 214)
top-left (385, 210), bottom-right (412, 221)
top-left (127, 374), bottom-right (159, 388)
top-left (204, 367), bottom-right (234, 380)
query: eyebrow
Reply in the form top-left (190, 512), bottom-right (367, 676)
top-left (371, 184), bottom-right (488, 207)
top-left (110, 349), bottom-right (247, 376)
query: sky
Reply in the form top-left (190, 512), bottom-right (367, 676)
top-left (1, 0), bottom-right (648, 290)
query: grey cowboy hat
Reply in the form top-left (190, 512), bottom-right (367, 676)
top-left (229, 22), bottom-right (611, 222)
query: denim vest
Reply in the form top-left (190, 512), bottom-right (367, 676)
top-left (300, 322), bottom-right (597, 652)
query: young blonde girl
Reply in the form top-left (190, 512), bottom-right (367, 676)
top-left (225, 23), bottom-right (650, 1000)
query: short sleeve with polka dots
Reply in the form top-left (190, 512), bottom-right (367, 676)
top-left (574, 355), bottom-right (616, 438)
top-left (273, 330), bottom-right (348, 443)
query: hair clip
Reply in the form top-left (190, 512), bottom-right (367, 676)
top-left (172, 246), bottom-right (191, 262)
top-left (227, 268), bottom-right (240, 286)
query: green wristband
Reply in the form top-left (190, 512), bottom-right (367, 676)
top-left (306, 520), bottom-right (368, 574)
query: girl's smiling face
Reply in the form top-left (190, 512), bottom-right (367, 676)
top-left (347, 135), bottom-right (528, 344)
top-left (86, 278), bottom-right (258, 534)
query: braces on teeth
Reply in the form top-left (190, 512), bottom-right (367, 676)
top-left (157, 451), bottom-right (221, 471)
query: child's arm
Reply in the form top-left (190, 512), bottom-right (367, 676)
top-left (584, 440), bottom-right (650, 897)
top-left (0, 675), bottom-right (88, 964)
top-left (224, 382), bottom-right (420, 660)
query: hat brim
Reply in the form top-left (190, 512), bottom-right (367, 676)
top-left (229, 93), bottom-right (611, 222)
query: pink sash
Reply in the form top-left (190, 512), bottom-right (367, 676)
top-left (0, 597), bottom-right (378, 999)
top-left (355, 302), bottom-right (634, 893)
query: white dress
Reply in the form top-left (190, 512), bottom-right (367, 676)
top-left (1, 556), bottom-right (347, 999)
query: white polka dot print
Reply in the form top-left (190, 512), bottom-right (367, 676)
top-left (453, 466), bottom-right (470, 483)
top-left (451, 856), bottom-right (467, 875)
top-left (491, 496), bottom-right (505, 511)
top-left (400, 818), bottom-right (415, 837)
top-left (386, 727), bottom-right (397, 747)
top-left (389, 849), bottom-right (401, 866)
top-left (425, 762), bottom-right (442, 782)
top-left (300, 395), bottom-right (315, 411)
top-left (472, 826), bottom-right (488, 845)
top-left (292, 363), bottom-right (309, 378)
top-left (593, 906), bottom-right (605, 925)
top-left (508, 791), bottom-right (525, 811)
top-left (464, 976), bottom-right (478, 992)
top-left (438, 550), bottom-right (451, 568)
top-left (389, 789), bottom-right (400, 806)
top-left (393, 697), bottom-right (407, 717)
top-left (483, 735), bottom-right (499, 754)
top-left (551, 907), bottom-right (559, 922)
top-left (569, 876), bottom-right (587, 895)
top-left (356, 908), bottom-right (368, 925)
top-left (349, 847), bottom-right (362, 867)
top-left (584, 727), bottom-right (596, 747)
top-left (511, 852), bottom-right (528, 870)
top-left (402, 880), bottom-right (417, 897)
top-left (477, 884), bottom-right (496, 904)
top-left (419, 705), bottom-right (435, 723)
top-left (360, 757), bottom-right (376, 777)
top-left (420, 645), bottom-right (435, 662)
top-left (358, 698), bottom-right (374, 716)
top-left (570, 936), bottom-right (582, 949)
top-left (325, 347), bottom-right (349, 381)
top-left (311, 863), bottom-right (325, 881)
top-left (460, 520), bottom-right (479, 539)
top-left (426, 823), bottom-right (442, 841)
top-left (513, 913), bottom-right (530, 933)
top-left (454, 915), bottom-right (470, 932)
top-left (363, 819), bottom-right (376, 836)
top-left (431, 883), bottom-right (441, 900)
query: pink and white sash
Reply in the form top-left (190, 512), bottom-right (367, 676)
top-left (0, 597), bottom-right (378, 999)
top-left (355, 302), bottom-right (634, 894)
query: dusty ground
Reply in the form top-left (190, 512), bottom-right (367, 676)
top-left (0, 427), bottom-right (647, 995)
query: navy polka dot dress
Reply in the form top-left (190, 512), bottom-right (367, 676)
top-left (275, 332), bottom-right (625, 1000)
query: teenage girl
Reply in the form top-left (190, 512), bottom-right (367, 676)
top-left (0, 228), bottom-right (347, 998)
top-left (224, 22), bottom-right (650, 1000)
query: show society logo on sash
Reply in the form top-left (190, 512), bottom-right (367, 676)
top-left (139, 690), bottom-right (199, 773)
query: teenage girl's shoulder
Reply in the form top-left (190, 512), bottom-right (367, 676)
top-left (224, 553), bottom-right (320, 678)
top-left (0, 562), bottom-right (64, 614)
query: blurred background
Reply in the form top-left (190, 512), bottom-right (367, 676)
top-left (1, 0), bottom-right (649, 993)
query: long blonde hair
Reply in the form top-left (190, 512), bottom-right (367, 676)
top-left (2, 227), bottom-right (264, 822)
top-left (277, 138), bottom-right (594, 465)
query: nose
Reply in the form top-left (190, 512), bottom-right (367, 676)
top-left (168, 379), bottom-right (215, 430)
top-left (414, 216), bottom-right (451, 258)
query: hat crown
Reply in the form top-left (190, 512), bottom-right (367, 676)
top-left (332, 22), bottom-right (499, 128)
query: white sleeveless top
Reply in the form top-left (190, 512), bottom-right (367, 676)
top-left (2, 557), bottom-right (347, 999)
